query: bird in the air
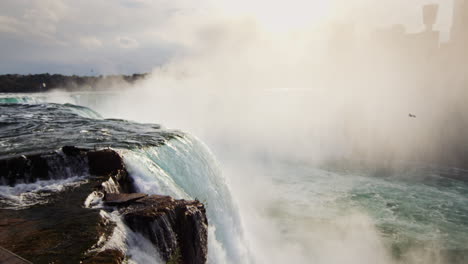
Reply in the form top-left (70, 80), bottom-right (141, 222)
top-left (408, 113), bottom-right (416, 118)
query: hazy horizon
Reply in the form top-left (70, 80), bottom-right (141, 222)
top-left (0, 0), bottom-right (456, 75)
top-left (2, 1), bottom-right (468, 264)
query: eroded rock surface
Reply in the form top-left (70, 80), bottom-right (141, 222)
top-left (0, 146), bottom-right (208, 264)
top-left (116, 195), bottom-right (208, 264)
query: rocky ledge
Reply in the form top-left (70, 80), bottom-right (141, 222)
top-left (0, 146), bottom-right (208, 264)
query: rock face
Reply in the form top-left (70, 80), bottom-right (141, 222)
top-left (87, 148), bottom-right (135, 193)
top-left (117, 195), bottom-right (208, 264)
top-left (104, 193), bottom-right (148, 205)
top-left (0, 154), bottom-right (49, 186)
top-left (0, 146), bottom-right (208, 264)
top-left (88, 149), bottom-right (125, 176)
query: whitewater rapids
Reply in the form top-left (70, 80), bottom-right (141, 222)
top-left (1, 94), bottom-right (468, 264)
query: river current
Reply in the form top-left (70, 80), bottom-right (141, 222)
top-left (0, 93), bottom-right (467, 264)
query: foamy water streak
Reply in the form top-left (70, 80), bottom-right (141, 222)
top-left (90, 210), bottom-right (164, 264)
top-left (0, 177), bottom-right (87, 209)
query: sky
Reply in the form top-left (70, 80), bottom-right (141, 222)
top-left (0, 0), bottom-right (455, 75)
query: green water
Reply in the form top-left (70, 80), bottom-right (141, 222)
top-left (265, 162), bottom-right (468, 263)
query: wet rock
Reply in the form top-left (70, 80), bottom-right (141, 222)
top-left (80, 249), bottom-right (125, 264)
top-left (87, 149), bottom-right (135, 193)
top-left (0, 148), bottom-right (127, 263)
top-left (0, 154), bottom-right (49, 186)
top-left (0, 146), bottom-right (96, 186)
top-left (0, 147), bottom-right (135, 192)
top-left (88, 149), bottom-right (124, 176)
top-left (121, 195), bottom-right (208, 264)
top-left (0, 147), bottom-right (208, 264)
top-left (0, 180), bottom-right (117, 264)
top-left (104, 193), bottom-right (148, 205)
top-left (62, 146), bottom-right (87, 156)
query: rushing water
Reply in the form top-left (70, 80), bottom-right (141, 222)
top-left (0, 101), bottom-right (178, 158)
top-left (0, 95), bottom-right (247, 263)
top-left (251, 161), bottom-right (468, 263)
top-left (0, 94), bottom-right (468, 263)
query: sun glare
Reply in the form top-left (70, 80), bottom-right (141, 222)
top-left (220, 0), bottom-right (332, 32)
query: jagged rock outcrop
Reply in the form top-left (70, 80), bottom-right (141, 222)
top-left (0, 154), bottom-right (49, 186)
top-left (87, 148), bottom-right (135, 193)
top-left (0, 146), bottom-right (208, 264)
top-left (104, 193), bottom-right (148, 205)
top-left (113, 194), bottom-right (208, 264)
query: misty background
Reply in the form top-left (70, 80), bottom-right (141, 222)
top-left (0, 0), bottom-right (455, 74)
top-left (2, 1), bottom-right (468, 263)
top-left (2, 0), bottom-right (467, 168)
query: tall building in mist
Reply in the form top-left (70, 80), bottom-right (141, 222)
top-left (423, 4), bottom-right (438, 32)
top-left (418, 4), bottom-right (440, 49)
top-left (451, 0), bottom-right (468, 44)
top-left (372, 4), bottom-right (441, 55)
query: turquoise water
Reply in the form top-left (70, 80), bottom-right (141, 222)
top-left (122, 136), bottom-right (249, 263)
top-left (1, 93), bottom-right (467, 263)
top-left (258, 161), bottom-right (468, 263)
top-left (0, 95), bottom-right (247, 263)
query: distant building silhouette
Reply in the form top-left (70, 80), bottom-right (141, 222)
top-left (329, 1), bottom-right (467, 79)
top-left (423, 4), bottom-right (438, 32)
top-left (451, 0), bottom-right (468, 45)
top-left (323, 1), bottom-right (468, 166)
top-left (370, 4), bottom-right (441, 64)
top-left (420, 4), bottom-right (440, 46)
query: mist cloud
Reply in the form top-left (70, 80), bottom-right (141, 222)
top-left (27, 1), bottom-right (468, 263)
top-left (0, 0), bottom-right (453, 74)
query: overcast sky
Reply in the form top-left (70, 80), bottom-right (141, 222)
top-left (0, 0), bottom-right (455, 75)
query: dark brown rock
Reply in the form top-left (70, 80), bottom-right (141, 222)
top-left (88, 149), bottom-right (124, 176)
top-left (121, 195), bottom-right (208, 264)
top-left (87, 149), bottom-right (135, 193)
top-left (0, 147), bottom-right (208, 264)
top-left (0, 179), bottom-right (118, 264)
top-left (62, 146), bottom-right (87, 156)
top-left (104, 193), bottom-right (148, 205)
top-left (80, 249), bottom-right (125, 264)
top-left (0, 154), bottom-right (49, 186)
top-left (0, 148), bottom-right (127, 263)
top-left (0, 148), bottom-right (135, 192)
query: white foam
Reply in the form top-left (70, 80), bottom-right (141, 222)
top-left (0, 177), bottom-right (87, 209)
top-left (91, 210), bottom-right (163, 264)
top-left (84, 191), bottom-right (105, 208)
top-left (121, 135), bottom-right (251, 264)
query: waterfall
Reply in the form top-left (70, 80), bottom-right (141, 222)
top-left (121, 134), bottom-right (251, 263)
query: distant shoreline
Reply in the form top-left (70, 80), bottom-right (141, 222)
top-left (0, 73), bottom-right (148, 93)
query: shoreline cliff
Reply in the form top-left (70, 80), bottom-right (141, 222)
top-left (0, 146), bottom-right (208, 264)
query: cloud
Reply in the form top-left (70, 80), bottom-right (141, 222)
top-left (117, 36), bottom-right (139, 49)
top-left (79, 36), bottom-right (103, 49)
top-left (0, 0), bottom-right (187, 74)
top-left (0, 0), bottom-right (455, 74)
top-left (0, 15), bottom-right (21, 34)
